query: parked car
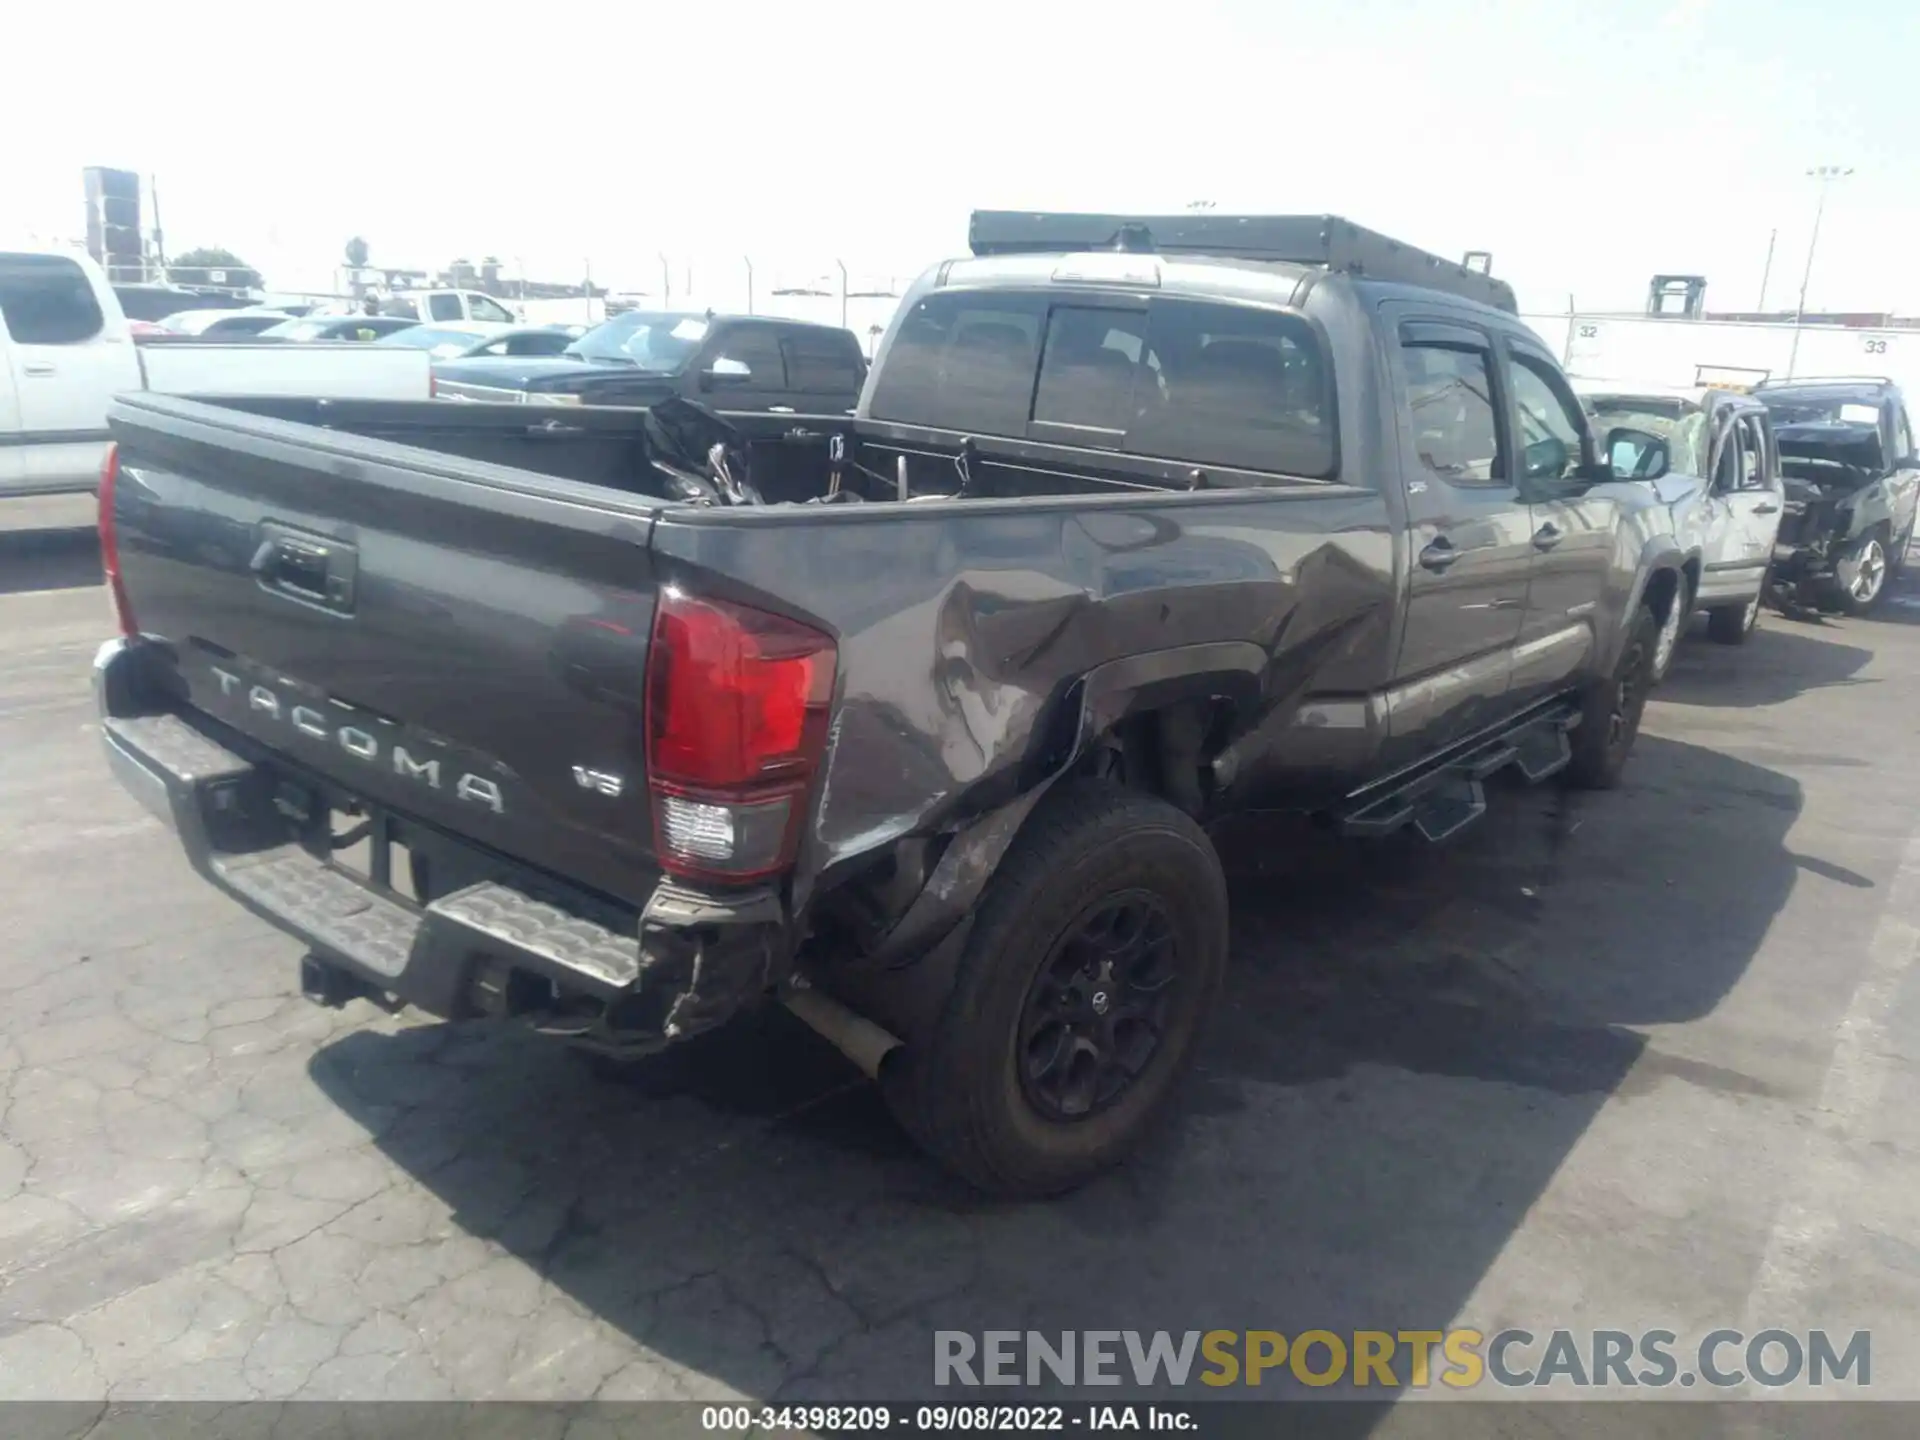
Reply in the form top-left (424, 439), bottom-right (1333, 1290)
top-left (429, 310), bottom-right (869, 409)
top-left (257, 315), bottom-right (423, 344)
top-left (158, 308), bottom-right (294, 338)
top-left (94, 213), bottom-right (1692, 1196)
top-left (1578, 380), bottom-right (1785, 657)
top-left (0, 245), bottom-right (430, 497)
top-left (376, 321), bottom-right (579, 360)
top-left (379, 289), bottom-right (519, 325)
top-left (432, 310), bottom-right (869, 498)
top-left (1754, 377), bottom-right (1920, 614)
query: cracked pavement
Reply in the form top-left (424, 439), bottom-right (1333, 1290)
top-left (8, 509), bottom-right (1920, 1408)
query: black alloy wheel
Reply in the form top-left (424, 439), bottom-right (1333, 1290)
top-left (1017, 892), bottom-right (1179, 1122)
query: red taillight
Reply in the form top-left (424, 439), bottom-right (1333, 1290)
top-left (97, 443), bottom-right (137, 639)
top-left (645, 591), bottom-right (836, 883)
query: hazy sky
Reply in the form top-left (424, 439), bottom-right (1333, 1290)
top-left (4, 0), bottom-right (1916, 315)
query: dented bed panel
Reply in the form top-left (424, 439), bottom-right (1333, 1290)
top-left (648, 486), bottom-right (1398, 880)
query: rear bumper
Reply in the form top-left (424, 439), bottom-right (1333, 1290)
top-left (96, 639), bottom-right (786, 1052)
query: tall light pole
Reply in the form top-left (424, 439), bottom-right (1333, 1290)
top-left (1789, 164), bottom-right (1852, 377)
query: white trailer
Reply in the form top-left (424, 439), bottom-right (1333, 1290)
top-left (1524, 309), bottom-right (1920, 394)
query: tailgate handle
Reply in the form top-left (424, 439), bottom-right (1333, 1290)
top-left (252, 525), bottom-right (357, 613)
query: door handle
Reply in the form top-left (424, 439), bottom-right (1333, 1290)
top-left (1418, 537), bottom-right (1459, 572)
top-left (22, 363), bottom-right (55, 377)
top-left (1752, 502), bottom-right (1780, 515)
top-left (768, 405), bottom-right (796, 414)
top-left (1532, 523), bottom-right (1563, 551)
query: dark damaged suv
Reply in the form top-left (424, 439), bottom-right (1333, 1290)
top-left (96, 214), bottom-right (1698, 1195)
top-left (1758, 377), bottom-right (1920, 614)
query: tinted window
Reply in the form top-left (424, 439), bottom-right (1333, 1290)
top-left (505, 330), bottom-right (572, 356)
top-left (470, 296), bottom-right (515, 323)
top-left (1033, 307), bottom-right (1148, 436)
top-left (868, 292), bottom-right (1046, 434)
top-left (780, 333), bottom-right (864, 394)
top-left (0, 252), bottom-right (106, 345)
top-left (1507, 351), bottom-right (1584, 481)
top-left (707, 326), bottom-right (785, 385)
top-left (427, 293), bottom-right (465, 321)
top-left (1130, 300), bottom-right (1333, 477)
top-left (568, 312), bottom-right (709, 372)
top-left (1401, 340), bottom-right (1503, 483)
top-left (207, 314), bottom-right (285, 336)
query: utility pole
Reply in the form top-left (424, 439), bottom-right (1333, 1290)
top-left (150, 173), bottom-right (167, 278)
top-left (1789, 164), bottom-right (1852, 378)
top-left (1757, 228), bottom-right (1776, 311)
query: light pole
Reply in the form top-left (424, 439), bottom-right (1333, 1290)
top-left (1788, 164), bottom-right (1852, 377)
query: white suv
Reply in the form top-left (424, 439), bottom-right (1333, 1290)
top-left (0, 246), bottom-right (142, 496)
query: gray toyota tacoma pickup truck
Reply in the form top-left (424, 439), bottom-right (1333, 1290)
top-left (95, 214), bottom-right (1694, 1196)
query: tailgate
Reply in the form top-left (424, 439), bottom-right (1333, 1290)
top-left (106, 393), bottom-right (663, 906)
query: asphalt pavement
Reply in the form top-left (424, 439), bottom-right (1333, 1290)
top-left (5, 508), bottom-right (1920, 1419)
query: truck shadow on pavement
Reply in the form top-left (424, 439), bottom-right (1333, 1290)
top-left (1656, 614), bottom-right (1872, 710)
top-left (309, 732), bottom-right (1799, 1423)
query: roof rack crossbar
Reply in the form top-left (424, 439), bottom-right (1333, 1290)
top-left (967, 211), bottom-right (1517, 314)
top-left (1755, 375), bottom-right (1895, 389)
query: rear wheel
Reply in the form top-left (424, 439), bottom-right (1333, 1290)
top-left (881, 781), bottom-right (1228, 1198)
top-left (1565, 605), bottom-right (1658, 791)
top-left (1706, 590), bottom-right (1762, 645)
top-left (1649, 579), bottom-right (1690, 682)
top-left (1834, 533), bottom-right (1891, 615)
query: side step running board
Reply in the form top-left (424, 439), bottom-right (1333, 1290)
top-left (1337, 703), bottom-right (1579, 843)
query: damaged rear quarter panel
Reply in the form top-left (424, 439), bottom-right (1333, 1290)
top-left (647, 487), bottom-right (1397, 885)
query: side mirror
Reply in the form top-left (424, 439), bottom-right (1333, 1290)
top-left (1896, 454), bottom-right (1920, 472)
top-left (699, 356), bottom-right (752, 391)
top-left (1605, 426), bottom-right (1669, 480)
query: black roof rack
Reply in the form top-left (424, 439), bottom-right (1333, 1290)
top-left (968, 211), bottom-right (1517, 314)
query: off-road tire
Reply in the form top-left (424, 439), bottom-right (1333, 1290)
top-left (1706, 590), bottom-right (1762, 645)
top-left (1564, 604), bottom-right (1658, 791)
top-left (880, 780), bottom-right (1228, 1198)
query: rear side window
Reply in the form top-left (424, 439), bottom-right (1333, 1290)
top-left (470, 296), bottom-right (515, 323)
top-left (871, 290), bottom-right (1334, 479)
top-left (427, 293), bottom-right (465, 321)
top-left (780, 333), bottom-right (865, 394)
top-left (0, 252), bottom-right (106, 345)
top-left (869, 292), bottom-right (1046, 434)
top-left (1132, 301), bottom-right (1332, 476)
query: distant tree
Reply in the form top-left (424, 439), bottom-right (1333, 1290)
top-left (170, 246), bottom-right (261, 288)
top-left (345, 236), bottom-right (370, 269)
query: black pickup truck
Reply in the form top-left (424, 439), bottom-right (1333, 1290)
top-left (96, 214), bottom-right (1695, 1196)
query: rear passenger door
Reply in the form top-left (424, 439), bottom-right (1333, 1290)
top-left (1388, 316), bottom-right (1534, 747)
top-left (1711, 410), bottom-right (1783, 601)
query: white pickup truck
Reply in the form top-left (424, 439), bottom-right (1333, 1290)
top-left (1, 246), bottom-right (431, 498)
